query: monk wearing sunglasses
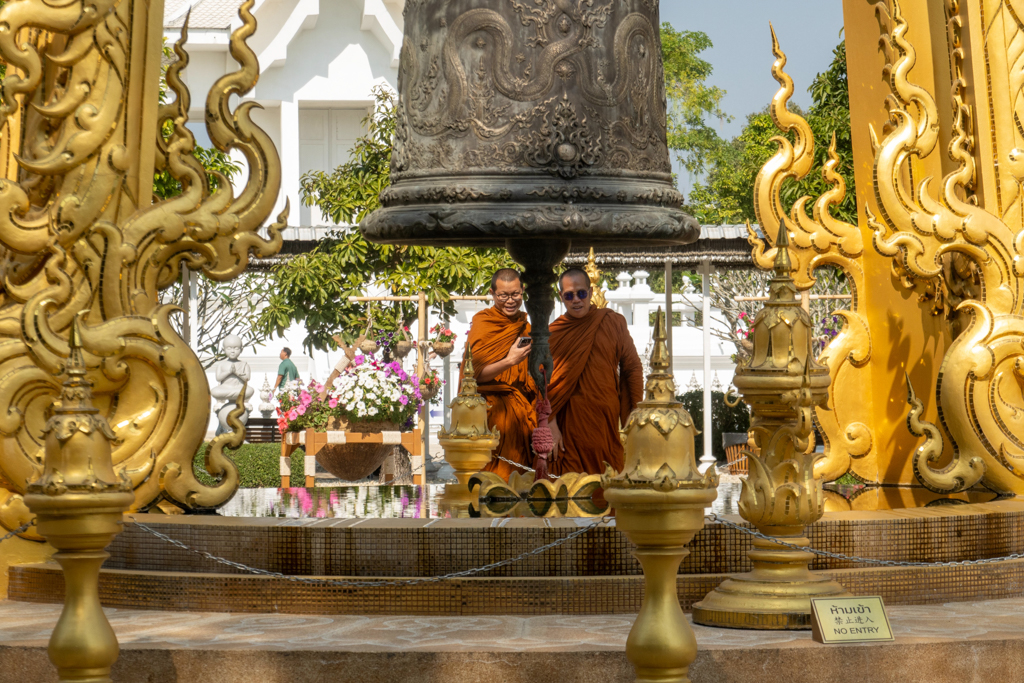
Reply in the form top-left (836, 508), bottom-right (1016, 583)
top-left (460, 268), bottom-right (538, 479)
top-left (546, 267), bottom-right (643, 475)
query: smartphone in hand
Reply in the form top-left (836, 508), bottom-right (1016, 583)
top-left (517, 336), bottom-right (532, 348)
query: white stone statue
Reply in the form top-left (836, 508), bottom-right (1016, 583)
top-left (258, 377), bottom-right (274, 418)
top-left (211, 334), bottom-right (255, 434)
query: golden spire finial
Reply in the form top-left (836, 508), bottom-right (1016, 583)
top-left (460, 345), bottom-right (479, 395)
top-left (773, 224), bottom-right (793, 278)
top-left (644, 308), bottom-right (675, 403)
top-left (585, 247), bottom-right (608, 309)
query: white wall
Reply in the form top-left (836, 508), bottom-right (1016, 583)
top-left (166, 0), bottom-right (401, 228)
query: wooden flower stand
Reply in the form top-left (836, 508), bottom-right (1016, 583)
top-left (280, 428), bottom-right (424, 488)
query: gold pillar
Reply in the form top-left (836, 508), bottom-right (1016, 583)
top-left (603, 310), bottom-right (717, 683)
top-left (692, 230), bottom-right (847, 630)
top-left (24, 319), bottom-right (134, 683)
top-left (837, 0), bottom-right (955, 487)
top-left (438, 349), bottom-right (499, 502)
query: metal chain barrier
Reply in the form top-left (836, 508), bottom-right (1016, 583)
top-left (129, 514), bottom-right (610, 586)
top-left (707, 513), bottom-right (1024, 568)
top-left (494, 453), bottom-right (556, 478)
top-left (0, 522), bottom-right (30, 544)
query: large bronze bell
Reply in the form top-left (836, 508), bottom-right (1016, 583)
top-left (361, 0), bottom-right (699, 389)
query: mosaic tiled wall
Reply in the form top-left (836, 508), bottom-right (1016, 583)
top-left (9, 502), bottom-right (1024, 615)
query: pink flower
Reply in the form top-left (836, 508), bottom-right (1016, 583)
top-left (297, 405), bottom-right (307, 416)
top-left (328, 397), bottom-right (338, 408)
top-left (315, 383), bottom-right (324, 393)
top-left (287, 409), bottom-right (299, 421)
top-left (300, 391), bottom-right (312, 406)
top-left (399, 395), bottom-right (409, 406)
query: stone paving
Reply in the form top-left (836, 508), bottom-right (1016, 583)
top-left (1, 598), bottom-right (1021, 682)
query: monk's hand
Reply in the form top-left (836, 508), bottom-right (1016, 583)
top-left (505, 338), bottom-right (532, 366)
top-left (548, 419), bottom-right (564, 461)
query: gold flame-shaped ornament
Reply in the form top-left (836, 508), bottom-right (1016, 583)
top-left (692, 228), bottom-right (847, 631)
top-left (0, 0), bottom-right (287, 536)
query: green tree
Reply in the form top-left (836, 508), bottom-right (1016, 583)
top-left (686, 41), bottom-right (854, 225)
top-left (256, 86), bottom-right (514, 352)
top-left (661, 24), bottom-right (731, 177)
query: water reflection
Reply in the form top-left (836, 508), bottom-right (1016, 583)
top-left (218, 481), bottom-right (745, 520)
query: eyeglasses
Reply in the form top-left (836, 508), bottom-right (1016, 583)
top-left (561, 289), bottom-right (590, 302)
top-left (494, 291), bottom-right (523, 302)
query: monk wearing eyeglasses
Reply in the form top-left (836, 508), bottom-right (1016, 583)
top-left (460, 268), bottom-right (538, 478)
top-left (547, 267), bottom-right (643, 475)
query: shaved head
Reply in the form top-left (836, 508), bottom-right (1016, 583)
top-left (558, 267), bottom-right (590, 290)
top-left (490, 268), bottom-right (522, 290)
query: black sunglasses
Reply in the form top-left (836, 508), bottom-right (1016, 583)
top-left (562, 289), bottom-right (590, 302)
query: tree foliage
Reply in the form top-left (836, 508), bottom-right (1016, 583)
top-left (257, 86), bottom-right (514, 352)
top-left (660, 24), bottom-right (730, 177)
top-left (686, 41), bottom-right (854, 225)
top-left (162, 271), bottom-right (273, 369)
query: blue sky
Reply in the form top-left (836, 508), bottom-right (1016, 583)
top-left (660, 0), bottom-right (846, 189)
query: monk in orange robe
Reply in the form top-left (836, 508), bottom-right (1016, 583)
top-left (547, 268), bottom-right (644, 475)
top-left (460, 268), bottom-right (538, 479)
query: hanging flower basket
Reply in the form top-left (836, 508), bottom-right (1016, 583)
top-left (419, 368), bottom-right (443, 401)
top-left (431, 341), bottom-right (454, 358)
top-left (358, 306), bottom-right (379, 355)
top-left (429, 323), bottom-right (457, 357)
top-left (419, 381), bottom-right (440, 401)
top-left (394, 326), bottom-right (414, 359)
top-left (317, 420), bottom-right (404, 481)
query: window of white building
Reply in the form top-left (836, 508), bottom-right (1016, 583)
top-left (298, 108), bottom-right (368, 226)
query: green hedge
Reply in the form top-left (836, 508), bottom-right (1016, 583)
top-left (192, 443), bottom-right (306, 488)
top-left (676, 390), bottom-right (751, 462)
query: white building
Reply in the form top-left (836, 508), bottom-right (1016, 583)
top-left (165, 0), bottom-right (402, 227)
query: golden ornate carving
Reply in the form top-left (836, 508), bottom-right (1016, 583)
top-left (584, 247), bottom-right (607, 308)
top-left (0, 0), bottom-right (286, 536)
top-left (438, 348), bottom-right (500, 498)
top-left (748, 28), bottom-right (874, 485)
top-left (602, 309), bottom-right (716, 683)
top-left (870, 0), bottom-right (1021, 493)
top-left (469, 470), bottom-right (603, 501)
top-left (693, 230), bottom-right (847, 630)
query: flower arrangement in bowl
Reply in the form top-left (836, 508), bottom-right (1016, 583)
top-left (429, 323), bottom-right (457, 357)
top-left (276, 379), bottom-right (336, 432)
top-left (327, 355), bottom-right (423, 431)
top-left (419, 367), bottom-right (444, 401)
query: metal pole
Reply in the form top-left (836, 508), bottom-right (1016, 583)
top-left (443, 352), bottom-right (451, 430)
top-left (699, 258), bottom-right (715, 473)
top-left (417, 291), bottom-right (427, 484)
top-left (664, 259), bottom-right (673, 359)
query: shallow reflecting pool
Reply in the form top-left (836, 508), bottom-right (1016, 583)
top-left (217, 481), bottom-right (744, 520)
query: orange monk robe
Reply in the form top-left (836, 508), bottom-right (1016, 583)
top-left (547, 307), bottom-right (644, 476)
top-left (459, 307), bottom-right (538, 479)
